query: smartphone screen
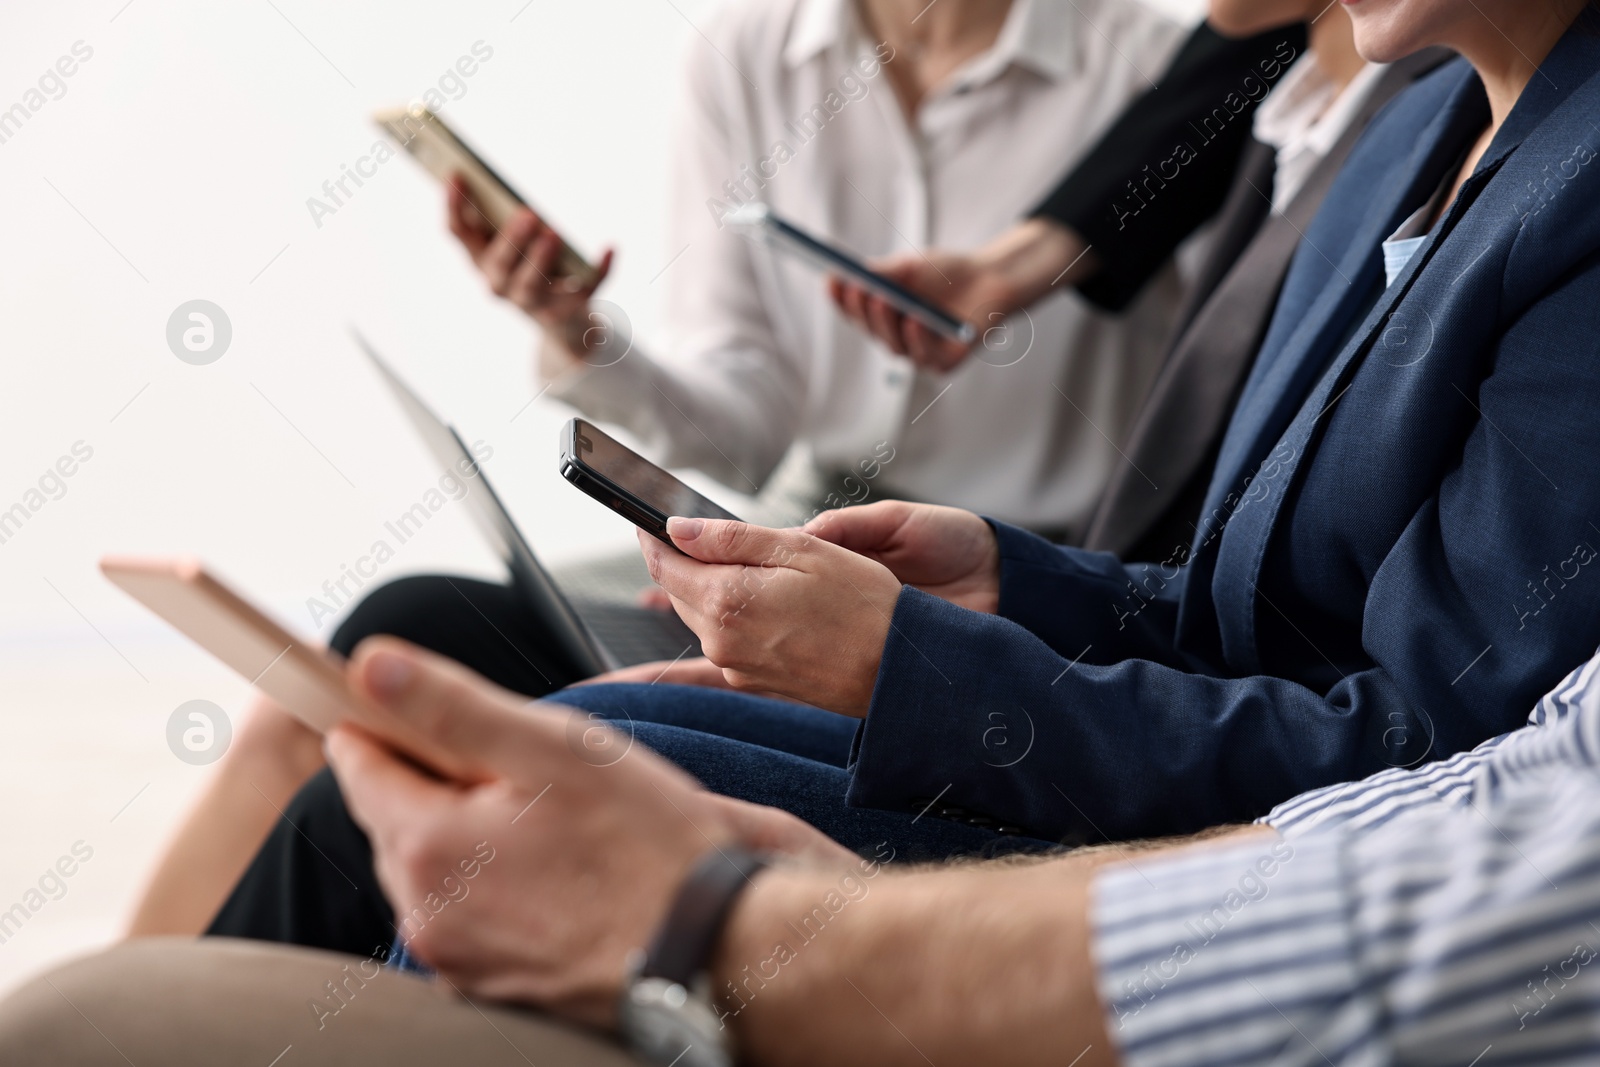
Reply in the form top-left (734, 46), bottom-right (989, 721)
top-left (563, 419), bottom-right (740, 531)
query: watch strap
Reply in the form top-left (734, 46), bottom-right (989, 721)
top-left (642, 847), bottom-right (770, 986)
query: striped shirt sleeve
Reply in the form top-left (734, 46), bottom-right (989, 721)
top-left (1260, 647), bottom-right (1600, 839)
top-left (1093, 755), bottom-right (1600, 1066)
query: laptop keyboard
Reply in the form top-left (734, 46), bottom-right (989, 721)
top-left (573, 600), bottom-right (702, 668)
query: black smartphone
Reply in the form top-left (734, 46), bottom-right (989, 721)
top-left (559, 418), bottom-right (741, 544)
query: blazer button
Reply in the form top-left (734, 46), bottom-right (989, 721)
top-left (994, 825), bottom-right (1027, 836)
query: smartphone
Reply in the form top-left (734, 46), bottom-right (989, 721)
top-left (99, 556), bottom-right (488, 782)
top-left (727, 202), bottom-right (976, 344)
top-left (558, 418), bottom-right (741, 545)
top-left (372, 104), bottom-right (599, 287)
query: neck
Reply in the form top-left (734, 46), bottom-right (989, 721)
top-left (1308, 9), bottom-right (1366, 90)
top-left (1447, 1), bottom-right (1585, 128)
top-left (857, 0), bottom-right (1013, 52)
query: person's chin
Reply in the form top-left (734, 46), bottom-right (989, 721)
top-left (1346, 0), bottom-right (1432, 65)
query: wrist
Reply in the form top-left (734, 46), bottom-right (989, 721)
top-left (618, 847), bottom-right (773, 1067)
top-left (976, 218), bottom-right (1089, 311)
top-left (536, 318), bottom-right (591, 381)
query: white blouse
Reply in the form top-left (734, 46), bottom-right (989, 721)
top-left (548, 0), bottom-right (1186, 532)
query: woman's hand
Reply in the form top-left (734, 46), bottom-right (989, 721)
top-left (638, 520), bottom-right (903, 717)
top-left (571, 655), bottom-right (734, 690)
top-left (827, 217), bottom-right (1091, 374)
top-left (805, 500), bottom-right (1001, 614)
top-left (445, 175), bottom-right (615, 369)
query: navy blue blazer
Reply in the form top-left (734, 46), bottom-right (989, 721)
top-left (848, 29), bottom-right (1600, 842)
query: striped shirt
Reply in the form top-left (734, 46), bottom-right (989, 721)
top-left (1093, 647), bottom-right (1600, 1066)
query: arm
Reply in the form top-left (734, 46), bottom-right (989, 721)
top-left (1094, 750), bottom-right (1600, 1066)
top-left (1032, 21), bottom-right (1306, 312)
top-left (322, 637), bottom-right (1277, 1067)
top-left (852, 247), bottom-right (1600, 841)
top-left (544, 27), bottom-right (805, 493)
top-left (447, 26), bottom-right (804, 492)
top-left (829, 22), bottom-right (1306, 368)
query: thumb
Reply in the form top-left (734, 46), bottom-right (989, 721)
top-left (347, 636), bottom-right (577, 787)
top-left (665, 517), bottom-right (809, 567)
top-left (803, 500), bottom-right (910, 554)
top-left (864, 253), bottom-right (922, 281)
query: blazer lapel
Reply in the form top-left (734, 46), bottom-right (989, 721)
top-left (1201, 64), bottom-right (1483, 533)
top-left (1083, 55), bottom-right (1446, 557)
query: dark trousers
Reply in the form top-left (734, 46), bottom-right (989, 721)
top-left (207, 576), bottom-right (1054, 958)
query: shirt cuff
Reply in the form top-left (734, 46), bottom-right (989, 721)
top-left (1092, 833), bottom-right (1379, 1067)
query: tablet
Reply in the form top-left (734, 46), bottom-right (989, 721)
top-left (100, 556), bottom-right (489, 782)
top-left (727, 202), bottom-right (976, 344)
top-left (373, 104), bottom-right (598, 286)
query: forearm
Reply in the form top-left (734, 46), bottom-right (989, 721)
top-left (715, 859), bottom-right (1112, 1067)
top-left (545, 340), bottom-right (796, 493)
top-left (973, 217), bottom-right (1098, 313)
top-left (1031, 22), bottom-right (1306, 312)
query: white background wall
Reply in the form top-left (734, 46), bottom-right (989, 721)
top-left (0, 0), bottom-right (1201, 994)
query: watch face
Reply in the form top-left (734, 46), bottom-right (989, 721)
top-left (620, 978), bottom-right (732, 1067)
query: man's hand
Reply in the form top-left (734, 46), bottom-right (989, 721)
top-left (445, 175), bottom-right (615, 370)
top-left (639, 519), bottom-right (903, 716)
top-left (326, 637), bottom-right (850, 1028)
top-left (827, 218), bottom-right (1091, 374)
top-left (805, 500), bottom-right (1001, 614)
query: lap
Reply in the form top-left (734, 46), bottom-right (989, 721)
top-left (329, 573), bottom-right (584, 698)
top-left (207, 579), bottom-right (1056, 957)
top-left (0, 938), bottom-right (639, 1067)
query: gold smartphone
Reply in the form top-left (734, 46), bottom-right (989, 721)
top-left (373, 104), bottom-right (598, 287)
top-left (100, 556), bottom-right (487, 782)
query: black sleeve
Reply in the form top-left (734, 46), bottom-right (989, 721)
top-left (1031, 22), bottom-right (1307, 312)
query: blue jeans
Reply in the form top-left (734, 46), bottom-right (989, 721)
top-left (386, 683), bottom-right (1055, 975)
top-left (209, 577), bottom-right (1054, 964)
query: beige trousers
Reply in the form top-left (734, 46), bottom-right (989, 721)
top-left (0, 938), bottom-right (644, 1067)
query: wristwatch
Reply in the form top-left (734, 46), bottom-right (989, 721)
top-left (618, 847), bottom-right (770, 1067)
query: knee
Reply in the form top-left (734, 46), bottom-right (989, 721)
top-left (328, 575), bottom-right (463, 658)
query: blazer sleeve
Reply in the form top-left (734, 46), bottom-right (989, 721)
top-left (847, 253), bottom-right (1600, 846)
top-left (1031, 22), bottom-right (1307, 312)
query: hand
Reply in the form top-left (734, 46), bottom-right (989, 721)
top-left (638, 519), bottom-right (903, 716)
top-left (326, 637), bottom-right (848, 1028)
top-left (827, 250), bottom-right (1000, 373)
top-left (445, 175), bottom-right (615, 367)
top-left (572, 655), bottom-right (734, 690)
top-left (827, 218), bottom-right (1090, 374)
top-left (805, 500), bottom-right (1000, 614)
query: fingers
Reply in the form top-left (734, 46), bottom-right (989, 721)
top-left (446, 178), bottom-right (492, 256)
top-left (572, 656), bottom-right (727, 689)
top-left (479, 211), bottom-right (545, 295)
top-left (325, 724), bottom-right (447, 838)
top-left (345, 637), bottom-right (574, 786)
top-left (863, 296), bottom-right (909, 357)
top-left (638, 528), bottom-right (782, 639)
top-left (633, 584), bottom-right (675, 613)
top-left (585, 248), bottom-right (615, 295)
top-left (664, 516), bottom-right (812, 567)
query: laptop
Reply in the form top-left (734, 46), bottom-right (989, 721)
top-left (353, 333), bottom-right (701, 675)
